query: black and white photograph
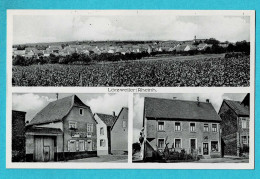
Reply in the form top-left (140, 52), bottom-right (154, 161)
top-left (132, 93), bottom-right (250, 163)
top-left (10, 10), bottom-right (252, 87)
top-left (12, 93), bottom-right (128, 163)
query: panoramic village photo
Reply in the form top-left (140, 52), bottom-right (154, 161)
top-left (132, 93), bottom-right (250, 163)
top-left (12, 93), bottom-right (128, 162)
top-left (11, 10), bottom-right (251, 87)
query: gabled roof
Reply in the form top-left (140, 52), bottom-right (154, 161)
top-left (111, 107), bottom-right (128, 130)
top-left (197, 43), bottom-right (208, 48)
top-left (29, 95), bottom-right (90, 126)
top-left (95, 113), bottom-right (117, 127)
top-left (144, 97), bottom-right (221, 122)
top-left (223, 99), bottom-right (249, 116)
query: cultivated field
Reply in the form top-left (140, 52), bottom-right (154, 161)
top-left (12, 54), bottom-right (250, 87)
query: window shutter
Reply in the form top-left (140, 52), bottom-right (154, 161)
top-left (68, 141), bottom-right (70, 151)
top-left (104, 140), bottom-right (106, 147)
top-left (85, 141), bottom-right (87, 151)
top-left (76, 141), bottom-right (79, 151)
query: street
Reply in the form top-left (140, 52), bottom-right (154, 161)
top-left (193, 156), bottom-right (249, 163)
top-left (68, 155), bottom-right (128, 163)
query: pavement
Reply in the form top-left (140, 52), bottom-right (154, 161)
top-left (68, 155), bottom-right (128, 163)
top-left (193, 156), bottom-right (249, 163)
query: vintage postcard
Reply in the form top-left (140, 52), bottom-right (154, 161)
top-left (8, 10), bottom-right (254, 87)
top-left (133, 93), bottom-right (253, 166)
top-left (6, 10), bottom-right (255, 169)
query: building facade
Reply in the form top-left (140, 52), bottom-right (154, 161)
top-left (25, 95), bottom-right (97, 162)
top-left (94, 112), bottom-right (116, 156)
top-left (111, 107), bottom-right (128, 155)
top-left (218, 94), bottom-right (250, 157)
top-left (143, 97), bottom-right (222, 159)
top-left (12, 110), bottom-right (26, 162)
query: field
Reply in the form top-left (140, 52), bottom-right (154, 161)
top-left (12, 54), bottom-right (250, 87)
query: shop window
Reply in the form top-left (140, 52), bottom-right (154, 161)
top-left (79, 140), bottom-right (85, 151)
top-left (211, 141), bottom-right (218, 152)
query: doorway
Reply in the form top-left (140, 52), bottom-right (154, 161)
top-left (190, 139), bottom-right (196, 153)
top-left (203, 143), bottom-right (209, 155)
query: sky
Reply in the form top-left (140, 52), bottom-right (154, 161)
top-left (133, 93), bottom-right (247, 143)
top-left (13, 13), bottom-right (250, 44)
top-left (12, 93), bottom-right (128, 122)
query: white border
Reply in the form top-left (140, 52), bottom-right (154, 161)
top-left (6, 10), bottom-right (255, 169)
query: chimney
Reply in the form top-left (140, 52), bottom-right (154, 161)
top-left (206, 99), bottom-right (210, 103)
top-left (197, 97), bottom-right (200, 106)
top-left (112, 111), bottom-right (115, 117)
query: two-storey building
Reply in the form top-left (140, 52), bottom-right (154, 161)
top-left (218, 93), bottom-right (250, 156)
top-left (25, 95), bottom-right (97, 162)
top-left (94, 112), bottom-right (117, 155)
top-left (143, 97), bottom-right (222, 159)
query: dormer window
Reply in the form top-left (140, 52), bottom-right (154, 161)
top-left (79, 108), bottom-right (84, 116)
top-left (69, 121), bottom-right (77, 129)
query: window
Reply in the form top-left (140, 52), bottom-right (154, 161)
top-left (242, 118), bottom-right (247, 128)
top-left (87, 123), bottom-right (94, 132)
top-left (100, 127), bottom-right (104, 135)
top-left (242, 136), bottom-right (248, 144)
top-left (190, 123), bottom-right (195, 132)
top-left (158, 139), bottom-right (165, 148)
top-left (211, 141), bottom-right (218, 152)
top-left (175, 139), bottom-right (181, 148)
top-left (68, 140), bottom-right (76, 152)
top-left (175, 122), bottom-right (181, 131)
top-left (100, 139), bottom-right (106, 147)
top-left (158, 122), bottom-right (164, 131)
top-left (123, 121), bottom-right (127, 128)
top-left (69, 121), bottom-right (77, 129)
top-left (79, 108), bottom-right (84, 116)
top-left (204, 124), bottom-right (209, 132)
top-left (212, 124), bottom-right (217, 132)
top-left (79, 140), bottom-right (85, 151)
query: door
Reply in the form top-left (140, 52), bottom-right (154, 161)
top-left (43, 146), bottom-right (50, 161)
top-left (34, 137), bottom-right (44, 161)
top-left (34, 136), bottom-right (55, 162)
top-left (203, 143), bottom-right (209, 155)
top-left (190, 139), bottom-right (196, 153)
top-left (43, 137), bottom-right (55, 161)
top-left (86, 140), bottom-right (92, 151)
